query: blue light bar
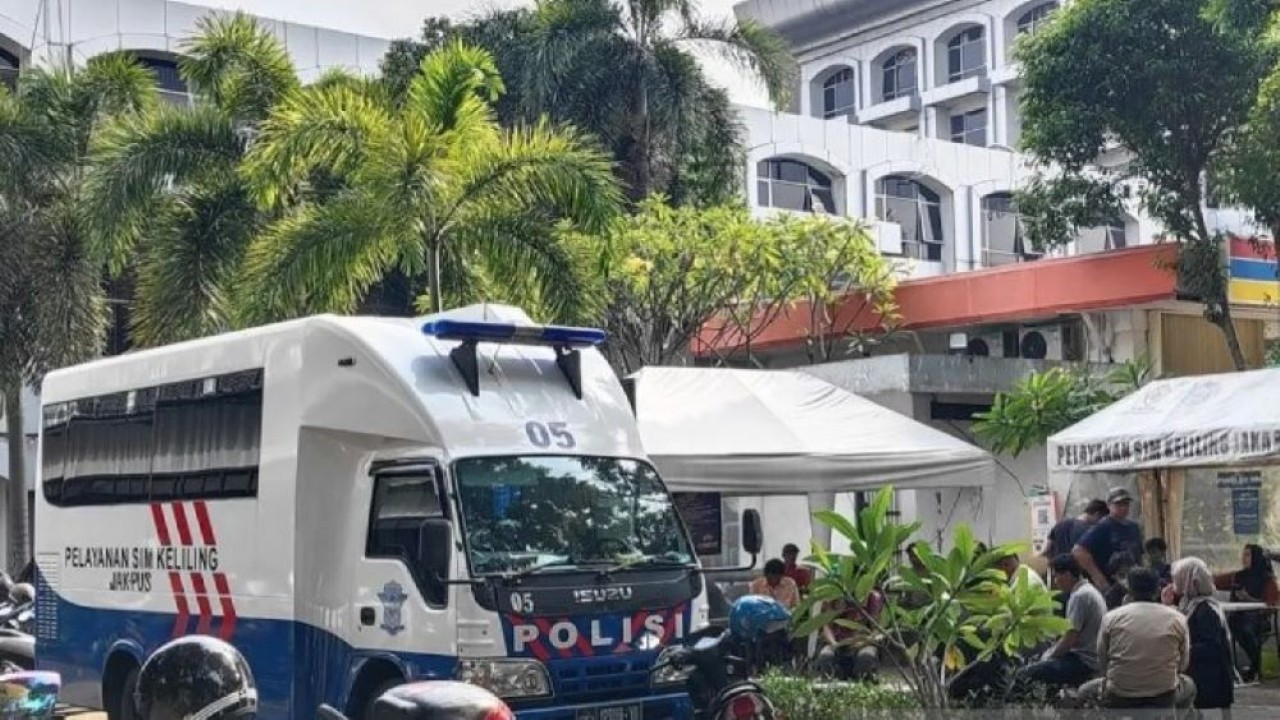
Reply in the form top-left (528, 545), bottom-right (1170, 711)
top-left (421, 319), bottom-right (607, 348)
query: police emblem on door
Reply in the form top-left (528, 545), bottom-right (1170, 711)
top-left (378, 581), bottom-right (407, 636)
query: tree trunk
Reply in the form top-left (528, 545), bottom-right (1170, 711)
top-left (3, 383), bottom-right (30, 574)
top-left (629, 77), bottom-right (652, 203)
top-left (1213, 296), bottom-right (1249, 371)
top-left (427, 241), bottom-right (444, 315)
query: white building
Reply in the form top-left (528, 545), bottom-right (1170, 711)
top-left (721, 0), bottom-right (1280, 555)
top-left (0, 0), bottom-right (395, 567)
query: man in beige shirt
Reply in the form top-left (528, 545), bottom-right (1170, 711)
top-left (748, 558), bottom-right (800, 610)
top-left (1079, 567), bottom-right (1195, 709)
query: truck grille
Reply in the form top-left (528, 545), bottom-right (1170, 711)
top-left (551, 656), bottom-right (651, 704)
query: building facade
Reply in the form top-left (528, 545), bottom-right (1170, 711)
top-left (718, 0), bottom-right (1280, 552)
top-left (0, 0), bottom-right (392, 567)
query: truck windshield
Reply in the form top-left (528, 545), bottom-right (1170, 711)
top-left (454, 455), bottom-right (694, 576)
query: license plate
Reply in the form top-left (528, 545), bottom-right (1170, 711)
top-left (575, 704), bottom-right (642, 720)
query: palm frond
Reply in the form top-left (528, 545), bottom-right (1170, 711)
top-left (178, 11), bottom-right (299, 122)
top-left (235, 192), bottom-right (414, 325)
top-left (84, 104), bottom-right (244, 272)
top-left (130, 185), bottom-right (256, 346)
top-left (0, 92), bottom-right (66, 194)
top-left (72, 52), bottom-right (160, 125)
top-left (673, 17), bottom-right (796, 109)
top-left (441, 119), bottom-right (622, 239)
top-left (23, 205), bottom-right (108, 376)
top-left (406, 39), bottom-right (503, 134)
top-left (241, 83), bottom-right (397, 209)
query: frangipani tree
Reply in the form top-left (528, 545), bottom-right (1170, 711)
top-left (794, 487), bottom-right (1069, 709)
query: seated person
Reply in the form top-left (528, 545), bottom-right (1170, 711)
top-left (781, 543), bottom-right (813, 593)
top-left (1213, 543), bottom-right (1279, 682)
top-left (1016, 555), bottom-right (1105, 695)
top-left (748, 559), bottom-right (800, 610)
top-left (815, 590), bottom-right (883, 681)
top-left (1145, 537), bottom-right (1172, 587)
top-left (1103, 553), bottom-right (1135, 610)
top-left (1079, 568), bottom-right (1195, 709)
top-left (996, 551), bottom-right (1046, 590)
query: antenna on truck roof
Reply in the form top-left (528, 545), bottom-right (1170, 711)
top-left (420, 319), bottom-right (607, 400)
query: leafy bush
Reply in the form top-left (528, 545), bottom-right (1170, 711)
top-left (758, 671), bottom-right (917, 719)
top-left (793, 487), bottom-right (1070, 710)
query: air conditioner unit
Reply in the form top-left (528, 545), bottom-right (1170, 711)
top-left (965, 333), bottom-right (1004, 357)
top-left (1019, 326), bottom-right (1063, 361)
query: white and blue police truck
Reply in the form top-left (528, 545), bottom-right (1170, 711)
top-left (32, 304), bottom-right (762, 720)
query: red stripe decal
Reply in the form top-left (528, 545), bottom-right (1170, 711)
top-left (171, 502), bottom-right (194, 546)
top-left (168, 572), bottom-right (190, 638)
top-left (190, 573), bottom-right (214, 635)
top-left (193, 501), bottom-right (216, 545)
top-left (534, 619), bottom-right (572, 659)
top-left (150, 503), bottom-right (172, 546)
top-left (508, 615), bottom-right (550, 661)
top-left (213, 573), bottom-right (237, 640)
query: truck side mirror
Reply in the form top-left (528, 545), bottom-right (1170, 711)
top-left (418, 518), bottom-right (454, 586)
top-left (741, 509), bottom-right (763, 556)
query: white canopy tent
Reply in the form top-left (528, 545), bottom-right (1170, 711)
top-left (1048, 367), bottom-right (1280, 557)
top-left (1049, 367), bottom-right (1280, 473)
top-left (629, 367), bottom-right (995, 552)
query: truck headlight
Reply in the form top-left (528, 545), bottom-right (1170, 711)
top-left (650, 646), bottom-right (694, 687)
top-left (456, 659), bottom-right (552, 699)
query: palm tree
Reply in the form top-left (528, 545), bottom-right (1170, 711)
top-left (383, 0), bottom-right (796, 204)
top-left (237, 40), bottom-right (622, 320)
top-left (0, 56), bottom-right (156, 571)
top-left (83, 12), bottom-right (299, 346)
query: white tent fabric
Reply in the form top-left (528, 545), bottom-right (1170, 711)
top-left (630, 367), bottom-right (994, 494)
top-left (1049, 367), bottom-right (1280, 472)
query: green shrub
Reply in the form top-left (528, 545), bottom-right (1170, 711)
top-left (758, 670), bottom-right (918, 719)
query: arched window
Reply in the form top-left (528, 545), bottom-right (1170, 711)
top-left (822, 67), bottom-right (855, 119)
top-left (132, 54), bottom-right (189, 104)
top-left (881, 49), bottom-right (917, 101)
top-left (757, 159), bottom-right (837, 214)
top-left (1, 47), bottom-right (18, 93)
top-left (1017, 3), bottom-right (1058, 36)
top-left (947, 26), bottom-right (986, 82)
top-left (876, 176), bottom-right (944, 261)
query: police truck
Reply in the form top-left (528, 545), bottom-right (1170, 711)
top-left (32, 304), bottom-right (762, 720)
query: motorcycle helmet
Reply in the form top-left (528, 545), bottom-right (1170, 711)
top-left (8, 584), bottom-right (33, 606)
top-left (727, 596), bottom-right (791, 643)
top-left (369, 681), bottom-right (513, 720)
top-left (134, 636), bottom-right (257, 720)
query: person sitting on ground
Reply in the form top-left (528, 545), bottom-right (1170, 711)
top-left (781, 543), bottom-right (813, 593)
top-left (1214, 543), bottom-right (1279, 682)
top-left (1079, 568), bottom-right (1195, 710)
top-left (1042, 499), bottom-right (1109, 561)
top-left (816, 589), bottom-right (883, 681)
top-left (1016, 555), bottom-right (1105, 697)
top-left (1103, 553), bottom-right (1135, 610)
top-left (1073, 487), bottom-right (1143, 596)
top-left (1164, 557), bottom-right (1233, 709)
top-left (996, 550), bottom-right (1046, 590)
top-left (748, 558), bottom-right (800, 610)
top-left (1145, 537), bottom-right (1172, 587)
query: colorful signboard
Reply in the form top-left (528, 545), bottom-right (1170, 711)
top-left (1227, 237), bottom-right (1279, 306)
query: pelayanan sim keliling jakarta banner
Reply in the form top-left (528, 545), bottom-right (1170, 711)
top-left (1051, 428), bottom-right (1280, 472)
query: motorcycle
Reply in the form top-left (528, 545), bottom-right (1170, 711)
top-left (318, 680), bottom-right (514, 720)
top-left (651, 626), bottom-right (776, 720)
top-left (0, 670), bottom-right (60, 718)
top-left (0, 583), bottom-right (35, 672)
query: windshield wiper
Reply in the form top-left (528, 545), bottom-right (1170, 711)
top-left (598, 555), bottom-right (696, 577)
top-left (495, 556), bottom-right (579, 584)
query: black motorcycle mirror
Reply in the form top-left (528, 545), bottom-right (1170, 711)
top-left (701, 509), bottom-right (763, 575)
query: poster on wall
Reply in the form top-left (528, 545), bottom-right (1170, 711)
top-left (673, 492), bottom-right (723, 556)
top-left (1217, 471), bottom-right (1263, 536)
top-left (1029, 493), bottom-right (1059, 555)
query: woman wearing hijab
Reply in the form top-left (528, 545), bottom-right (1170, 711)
top-left (1214, 543), bottom-right (1279, 682)
top-left (1165, 557), bottom-right (1234, 709)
